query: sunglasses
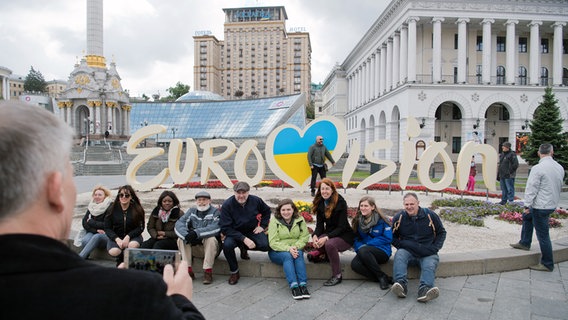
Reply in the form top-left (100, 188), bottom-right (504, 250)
top-left (119, 193), bottom-right (131, 198)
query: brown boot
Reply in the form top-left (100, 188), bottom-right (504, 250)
top-left (203, 270), bottom-right (213, 284)
top-left (187, 267), bottom-right (195, 280)
top-left (228, 272), bottom-right (240, 285)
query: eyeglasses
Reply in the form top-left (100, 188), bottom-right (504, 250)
top-left (119, 193), bottom-right (131, 198)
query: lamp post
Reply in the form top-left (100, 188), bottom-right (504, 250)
top-left (171, 127), bottom-right (178, 140)
top-left (84, 117), bottom-right (91, 147)
top-left (140, 120), bottom-right (148, 147)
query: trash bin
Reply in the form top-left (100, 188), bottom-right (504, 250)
top-left (370, 163), bottom-right (381, 174)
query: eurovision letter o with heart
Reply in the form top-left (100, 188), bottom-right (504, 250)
top-left (265, 116), bottom-right (347, 190)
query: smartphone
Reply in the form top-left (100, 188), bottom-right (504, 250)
top-left (124, 248), bottom-right (181, 274)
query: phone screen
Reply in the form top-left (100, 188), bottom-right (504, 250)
top-left (124, 248), bottom-right (181, 274)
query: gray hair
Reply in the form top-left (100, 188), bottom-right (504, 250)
top-left (0, 101), bottom-right (74, 219)
top-left (539, 143), bottom-right (553, 155)
top-left (403, 192), bottom-right (419, 201)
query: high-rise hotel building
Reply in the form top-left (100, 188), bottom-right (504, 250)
top-left (193, 6), bottom-right (311, 100)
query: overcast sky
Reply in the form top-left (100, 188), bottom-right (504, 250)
top-left (0, 0), bottom-right (389, 97)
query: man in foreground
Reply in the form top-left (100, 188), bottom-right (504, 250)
top-left (391, 193), bottom-right (447, 303)
top-left (0, 101), bottom-right (204, 319)
top-left (219, 181), bottom-right (271, 285)
top-left (510, 143), bottom-right (564, 272)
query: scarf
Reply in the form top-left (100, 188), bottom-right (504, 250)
top-left (159, 206), bottom-right (177, 223)
top-left (359, 211), bottom-right (379, 234)
top-left (277, 217), bottom-right (294, 231)
top-left (87, 197), bottom-right (112, 217)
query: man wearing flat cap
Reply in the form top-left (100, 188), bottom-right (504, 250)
top-left (219, 181), bottom-right (272, 285)
top-left (175, 191), bottom-right (221, 284)
top-left (497, 141), bottom-right (519, 205)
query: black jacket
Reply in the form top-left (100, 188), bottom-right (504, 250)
top-left (498, 150), bottom-right (519, 180)
top-left (392, 207), bottom-right (446, 257)
top-left (0, 234), bottom-right (204, 320)
top-left (82, 209), bottom-right (108, 234)
top-left (104, 205), bottom-right (145, 241)
top-left (313, 195), bottom-right (355, 245)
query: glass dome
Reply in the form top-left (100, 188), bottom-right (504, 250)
top-left (176, 91), bottom-right (225, 102)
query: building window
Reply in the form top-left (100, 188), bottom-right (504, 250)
top-left (541, 38), bottom-right (549, 54)
top-left (564, 39), bottom-right (568, 54)
top-left (496, 66), bottom-right (505, 84)
top-left (540, 67), bottom-right (549, 86)
top-left (518, 66), bottom-right (527, 85)
top-left (454, 34), bottom-right (458, 50)
top-left (476, 65), bottom-right (482, 84)
top-left (496, 36), bottom-right (506, 52)
top-left (476, 36), bottom-right (483, 51)
top-left (563, 68), bottom-right (568, 86)
top-left (452, 105), bottom-right (462, 120)
top-left (518, 37), bottom-right (527, 53)
top-left (452, 137), bottom-right (461, 154)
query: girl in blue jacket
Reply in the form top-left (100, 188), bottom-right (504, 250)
top-left (350, 196), bottom-right (393, 290)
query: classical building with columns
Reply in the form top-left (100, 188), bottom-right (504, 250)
top-left (56, 0), bottom-right (130, 139)
top-left (320, 0), bottom-right (568, 162)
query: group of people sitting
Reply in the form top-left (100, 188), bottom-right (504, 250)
top-left (77, 177), bottom-right (447, 302)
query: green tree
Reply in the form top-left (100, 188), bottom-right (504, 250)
top-left (23, 66), bottom-right (47, 93)
top-left (521, 87), bottom-right (568, 176)
top-left (165, 81), bottom-right (190, 101)
top-left (306, 100), bottom-right (315, 120)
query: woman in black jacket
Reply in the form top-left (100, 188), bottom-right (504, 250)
top-left (308, 178), bottom-right (355, 286)
top-left (78, 185), bottom-right (113, 259)
top-left (142, 190), bottom-right (182, 250)
top-left (105, 185), bottom-right (145, 263)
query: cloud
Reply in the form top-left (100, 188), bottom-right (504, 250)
top-left (0, 0), bottom-right (389, 96)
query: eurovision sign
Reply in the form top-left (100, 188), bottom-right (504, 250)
top-left (126, 116), bottom-right (498, 192)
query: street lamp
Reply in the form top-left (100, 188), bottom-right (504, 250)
top-left (171, 127), bottom-right (178, 140)
top-left (140, 120), bottom-right (148, 147)
top-left (84, 117), bottom-right (91, 147)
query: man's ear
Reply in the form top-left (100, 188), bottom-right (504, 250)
top-left (46, 171), bottom-right (64, 213)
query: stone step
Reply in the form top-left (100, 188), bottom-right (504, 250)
top-left (67, 237), bottom-right (568, 280)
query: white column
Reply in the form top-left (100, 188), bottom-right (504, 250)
top-left (392, 31), bottom-right (400, 86)
top-left (552, 22), bottom-right (566, 86)
top-left (366, 59), bottom-right (371, 102)
top-left (361, 62), bottom-right (367, 104)
top-left (481, 19), bottom-right (494, 84)
top-left (358, 68), bottom-right (363, 106)
top-left (348, 75), bottom-right (353, 109)
top-left (528, 20), bottom-right (542, 85)
top-left (1, 76), bottom-right (7, 99)
top-left (432, 17), bottom-right (444, 83)
top-left (386, 38), bottom-right (393, 91)
top-left (456, 18), bottom-right (469, 84)
top-left (380, 45), bottom-right (387, 93)
top-left (354, 71), bottom-right (358, 107)
top-left (505, 20), bottom-right (518, 85)
top-left (370, 54), bottom-right (376, 99)
top-left (399, 25), bottom-right (408, 84)
top-left (376, 48), bottom-right (381, 96)
top-left (407, 17), bottom-right (419, 82)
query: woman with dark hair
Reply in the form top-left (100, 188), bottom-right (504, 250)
top-left (350, 196), bottom-right (393, 290)
top-left (308, 178), bottom-right (355, 286)
top-left (142, 190), bottom-right (183, 250)
top-left (105, 185), bottom-right (145, 264)
top-left (268, 199), bottom-right (311, 300)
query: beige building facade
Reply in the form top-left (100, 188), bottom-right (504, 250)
top-left (321, 0), bottom-right (568, 162)
top-left (194, 6), bottom-right (311, 100)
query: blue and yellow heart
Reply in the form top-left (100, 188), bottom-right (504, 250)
top-left (266, 117), bottom-right (344, 189)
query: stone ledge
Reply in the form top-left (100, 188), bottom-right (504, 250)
top-left (67, 237), bottom-right (568, 279)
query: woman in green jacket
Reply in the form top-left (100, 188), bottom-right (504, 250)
top-left (268, 199), bottom-right (311, 300)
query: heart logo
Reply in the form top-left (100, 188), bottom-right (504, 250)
top-left (265, 116), bottom-right (347, 190)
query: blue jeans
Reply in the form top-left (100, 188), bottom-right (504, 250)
top-left (500, 178), bottom-right (515, 204)
top-left (393, 248), bottom-right (439, 289)
top-left (223, 232), bottom-right (269, 272)
top-left (79, 232), bottom-right (108, 259)
top-left (519, 208), bottom-right (554, 270)
top-left (268, 250), bottom-right (307, 288)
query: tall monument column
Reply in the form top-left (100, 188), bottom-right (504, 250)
top-left (86, 0), bottom-right (106, 68)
